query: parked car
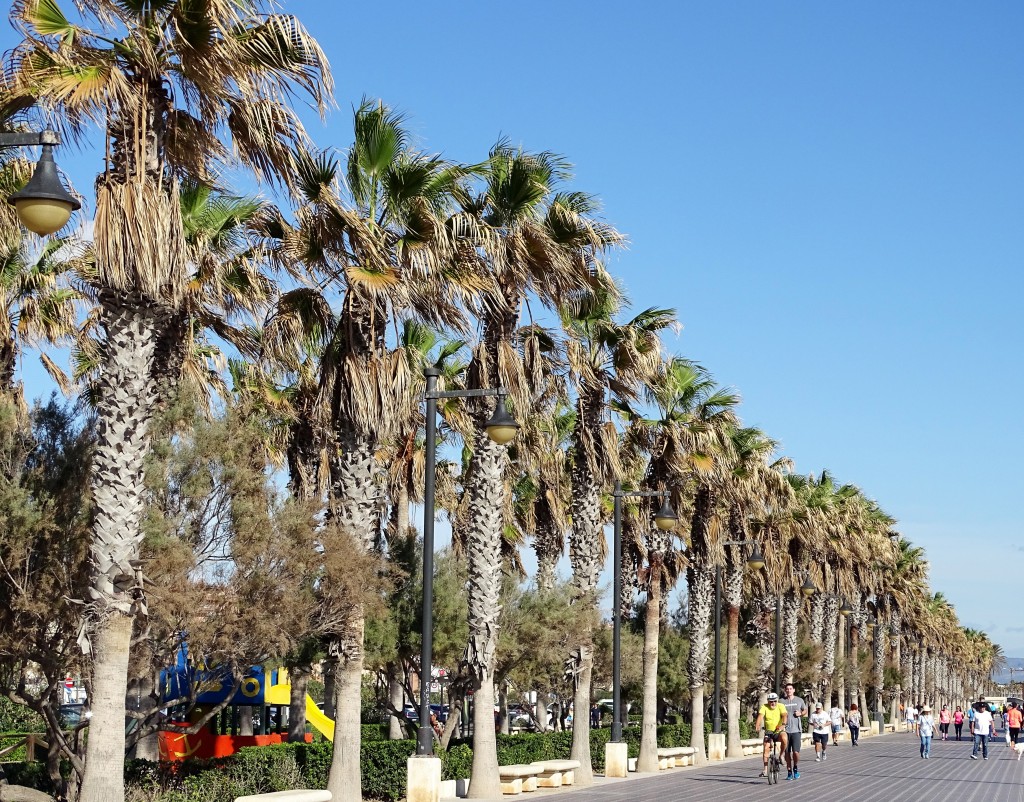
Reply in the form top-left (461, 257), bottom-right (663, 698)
top-left (59, 703), bottom-right (89, 728)
top-left (402, 704), bottom-right (418, 722)
top-left (429, 704), bottom-right (449, 723)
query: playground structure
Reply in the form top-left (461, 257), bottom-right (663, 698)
top-left (157, 648), bottom-right (335, 761)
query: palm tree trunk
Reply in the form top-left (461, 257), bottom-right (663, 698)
top-left (723, 548), bottom-right (744, 757)
top-left (569, 646), bottom-right (594, 785)
top-left (327, 620), bottom-right (364, 802)
top-left (686, 563), bottom-right (714, 766)
top-left (464, 431), bottom-right (505, 799)
top-left (872, 624), bottom-right (885, 716)
top-left (288, 665), bottom-right (310, 742)
top-left (820, 596), bottom-right (839, 707)
top-left (837, 618), bottom-right (847, 709)
top-left (567, 433), bottom-right (602, 787)
top-left (782, 591), bottom-right (800, 685)
top-left (79, 614), bottom-right (133, 802)
top-left (636, 568), bottom-right (662, 773)
top-left (751, 592), bottom-right (775, 704)
top-left (388, 664), bottom-right (406, 739)
top-left (809, 593), bottom-right (825, 645)
top-left (78, 301), bottom-right (160, 802)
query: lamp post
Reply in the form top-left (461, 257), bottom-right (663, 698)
top-left (610, 481), bottom-right (676, 743)
top-left (1, 130), bottom-right (80, 235)
top-left (416, 366), bottom-right (518, 756)
top-left (711, 541), bottom-right (765, 734)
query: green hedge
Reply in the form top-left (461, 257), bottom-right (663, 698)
top-left (8, 720), bottom-right (755, 802)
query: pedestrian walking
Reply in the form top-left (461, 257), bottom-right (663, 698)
top-left (905, 704), bottom-right (918, 734)
top-left (781, 682), bottom-right (807, 780)
top-left (918, 705), bottom-right (934, 758)
top-left (590, 703), bottom-right (601, 729)
top-left (971, 700), bottom-right (994, 760)
top-left (938, 705), bottom-right (950, 740)
top-left (848, 703), bottom-right (861, 746)
top-left (1005, 701), bottom-right (1022, 748)
top-left (810, 702), bottom-right (831, 762)
top-left (829, 702), bottom-right (845, 746)
top-left (953, 706), bottom-right (965, 740)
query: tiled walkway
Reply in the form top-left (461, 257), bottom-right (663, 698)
top-left (571, 728), bottom-right (1024, 802)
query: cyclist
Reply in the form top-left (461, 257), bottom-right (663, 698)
top-left (755, 692), bottom-right (789, 778)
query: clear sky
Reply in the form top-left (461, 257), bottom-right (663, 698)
top-left (5, 2), bottom-right (1023, 653)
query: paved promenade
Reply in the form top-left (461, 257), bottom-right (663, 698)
top-left (557, 728), bottom-right (1024, 802)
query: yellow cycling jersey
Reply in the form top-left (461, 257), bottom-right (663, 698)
top-left (759, 703), bottom-right (786, 732)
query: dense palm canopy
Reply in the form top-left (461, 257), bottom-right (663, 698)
top-left (0, 9), bottom-right (1000, 799)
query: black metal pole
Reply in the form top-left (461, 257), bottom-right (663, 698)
top-left (612, 481), bottom-right (623, 742)
top-left (713, 564), bottom-right (722, 734)
top-left (417, 368), bottom-right (440, 756)
top-left (774, 594), bottom-right (782, 694)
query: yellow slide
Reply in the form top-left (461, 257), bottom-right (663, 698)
top-left (265, 683), bottom-right (336, 741)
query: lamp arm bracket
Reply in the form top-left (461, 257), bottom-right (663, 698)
top-left (614, 490), bottom-right (669, 499)
top-left (425, 387), bottom-right (505, 401)
top-left (0, 130), bottom-right (60, 148)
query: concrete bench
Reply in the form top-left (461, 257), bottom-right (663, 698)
top-left (740, 737), bottom-right (762, 756)
top-left (498, 765), bottom-right (542, 795)
top-left (235, 793), bottom-right (331, 802)
top-left (529, 759), bottom-right (581, 788)
top-left (656, 746), bottom-right (696, 768)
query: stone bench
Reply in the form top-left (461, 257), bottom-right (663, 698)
top-left (529, 760), bottom-right (581, 788)
top-left (235, 793), bottom-right (332, 802)
top-left (656, 746), bottom-right (696, 768)
top-left (498, 765), bottom-right (542, 795)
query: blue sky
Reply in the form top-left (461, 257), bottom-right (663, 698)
top-left (6, 1), bottom-right (1023, 653)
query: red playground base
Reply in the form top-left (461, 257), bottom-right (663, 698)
top-left (158, 730), bottom-right (313, 761)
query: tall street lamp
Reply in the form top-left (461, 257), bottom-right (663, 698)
top-left (610, 481), bottom-right (676, 743)
top-left (711, 541), bottom-right (765, 734)
top-left (1, 130), bottom-right (80, 235)
top-left (416, 366), bottom-right (518, 757)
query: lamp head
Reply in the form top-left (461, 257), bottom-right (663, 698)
top-left (8, 144), bottom-right (80, 235)
top-left (746, 545), bottom-right (766, 571)
top-left (653, 497), bottom-right (677, 531)
top-left (800, 576), bottom-right (816, 597)
top-left (484, 395), bottom-right (519, 445)
top-left (839, 600), bottom-right (853, 617)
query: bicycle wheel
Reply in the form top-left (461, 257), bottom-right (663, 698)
top-left (768, 755), bottom-right (778, 784)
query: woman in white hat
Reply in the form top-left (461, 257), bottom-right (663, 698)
top-left (919, 705), bottom-right (935, 758)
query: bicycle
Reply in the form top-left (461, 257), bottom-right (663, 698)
top-left (764, 731), bottom-right (784, 785)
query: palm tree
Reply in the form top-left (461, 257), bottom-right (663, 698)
top-left (457, 143), bottom-right (620, 797)
top-left (268, 103), bottom-right (473, 802)
top-left (561, 287), bottom-right (671, 781)
top-left (618, 356), bottom-right (738, 767)
top-left (719, 426), bottom-right (787, 756)
top-left (4, 4), bottom-right (330, 797)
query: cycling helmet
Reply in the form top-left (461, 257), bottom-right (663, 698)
top-left (766, 693), bottom-right (779, 701)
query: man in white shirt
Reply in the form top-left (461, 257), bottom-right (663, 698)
top-left (906, 705), bottom-right (918, 734)
top-left (971, 700), bottom-right (995, 760)
top-left (829, 704), bottom-right (845, 746)
top-left (810, 703), bottom-right (832, 762)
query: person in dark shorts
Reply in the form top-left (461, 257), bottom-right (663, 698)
top-left (810, 702), bottom-right (831, 761)
top-left (1006, 702), bottom-right (1022, 747)
top-left (781, 683), bottom-right (807, 779)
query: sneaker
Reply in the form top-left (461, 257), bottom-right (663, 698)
top-left (793, 771), bottom-right (800, 779)
top-left (786, 772), bottom-right (793, 780)
top-left (984, 757), bottom-right (988, 760)
top-left (822, 753), bottom-right (827, 761)
top-left (758, 771), bottom-right (767, 778)
top-left (971, 755), bottom-right (978, 760)
top-left (815, 756), bottom-right (821, 762)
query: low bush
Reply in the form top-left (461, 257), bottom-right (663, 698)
top-left (8, 718), bottom-right (757, 802)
